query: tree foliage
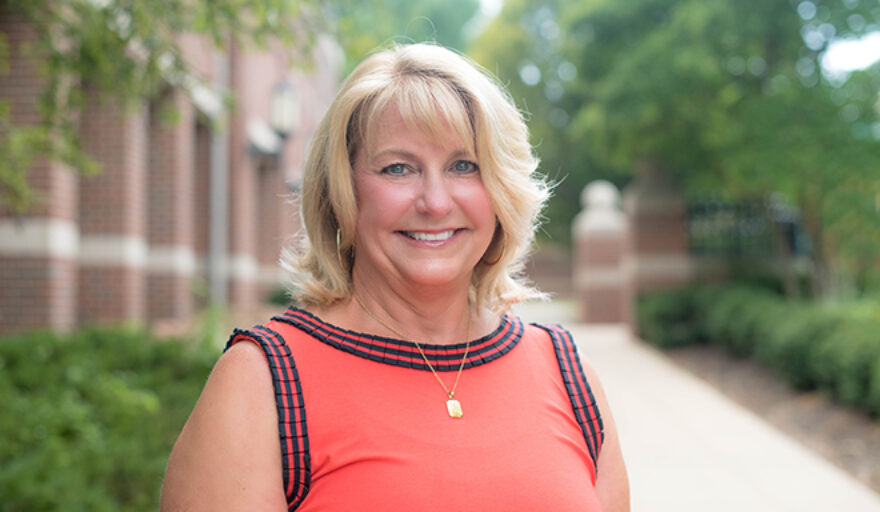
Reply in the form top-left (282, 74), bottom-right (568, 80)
top-left (330, 0), bottom-right (481, 70)
top-left (470, 0), bottom-right (591, 244)
top-left (471, 0), bottom-right (880, 293)
top-left (0, 0), bottom-right (484, 212)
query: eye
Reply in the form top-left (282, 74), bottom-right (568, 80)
top-left (381, 163), bottom-right (410, 176)
top-left (451, 160), bottom-right (478, 174)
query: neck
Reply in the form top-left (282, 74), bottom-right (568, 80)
top-left (348, 271), bottom-right (473, 345)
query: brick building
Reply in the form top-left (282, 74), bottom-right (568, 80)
top-left (0, 6), bottom-right (343, 334)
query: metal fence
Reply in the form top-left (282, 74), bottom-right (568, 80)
top-left (687, 196), bottom-right (810, 258)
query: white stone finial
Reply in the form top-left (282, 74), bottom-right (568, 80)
top-left (574, 180), bottom-right (625, 235)
top-left (581, 180), bottom-right (621, 211)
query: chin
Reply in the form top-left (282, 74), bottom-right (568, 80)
top-left (400, 261), bottom-right (476, 287)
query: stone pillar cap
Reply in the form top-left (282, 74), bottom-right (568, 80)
top-left (575, 180), bottom-right (626, 235)
top-left (581, 180), bottom-right (621, 211)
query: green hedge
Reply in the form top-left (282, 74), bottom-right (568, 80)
top-left (0, 327), bottom-right (217, 511)
top-left (637, 285), bottom-right (880, 416)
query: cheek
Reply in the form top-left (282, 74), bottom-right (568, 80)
top-left (355, 178), bottom-right (415, 222)
top-left (461, 182), bottom-right (497, 225)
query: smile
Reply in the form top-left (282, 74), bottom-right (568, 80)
top-left (402, 229), bottom-right (458, 242)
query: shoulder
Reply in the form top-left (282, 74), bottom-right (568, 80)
top-left (161, 341), bottom-right (287, 511)
top-left (526, 322), bottom-right (581, 362)
top-left (527, 321), bottom-right (570, 340)
top-left (528, 321), bottom-right (630, 511)
top-left (527, 322), bottom-right (609, 421)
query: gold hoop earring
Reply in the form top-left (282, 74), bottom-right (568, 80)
top-left (336, 228), bottom-right (347, 271)
top-left (481, 234), bottom-right (506, 266)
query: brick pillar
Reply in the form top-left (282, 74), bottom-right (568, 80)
top-left (226, 132), bottom-right (259, 309)
top-left (256, 162), bottom-right (298, 302)
top-left (192, 121), bottom-right (213, 309)
top-left (226, 46), bottom-right (259, 311)
top-left (147, 89), bottom-right (195, 322)
top-left (78, 90), bottom-right (148, 325)
top-left (622, 161), bottom-right (692, 308)
top-left (573, 181), bottom-right (630, 323)
top-left (0, 6), bottom-right (78, 333)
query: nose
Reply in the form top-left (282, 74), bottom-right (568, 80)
top-left (415, 171), bottom-right (454, 217)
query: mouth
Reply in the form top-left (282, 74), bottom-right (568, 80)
top-left (400, 229), bottom-right (460, 242)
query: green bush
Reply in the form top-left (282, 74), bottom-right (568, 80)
top-left (869, 356), bottom-right (880, 416)
top-left (0, 327), bottom-right (217, 511)
top-left (809, 307), bottom-right (880, 408)
top-left (637, 284), bottom-right (880, 416)
top-left (743, 298), bottom-right (793, 365)
top-left (754, 305), bottom-right (840, 390)
top-left (267, 285), bottom-right (293, 307)
top-left (703, 286), bottom-right (784, 357)
top-left (636, 286), bottom-right (707, 348)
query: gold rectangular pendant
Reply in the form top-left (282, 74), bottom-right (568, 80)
top-left (446, 399), bottom-right (463, 418)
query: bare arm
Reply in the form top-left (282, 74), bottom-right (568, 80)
top-left (160, 342), bottom-right (287, 511)
top-left (585, 362), bottom-right (630, 512)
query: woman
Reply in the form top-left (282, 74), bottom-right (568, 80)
top-left (161, 43), bottom-right (629, 511)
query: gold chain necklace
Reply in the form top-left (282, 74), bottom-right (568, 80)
top-left (352, 291), bottom-right (471, 419)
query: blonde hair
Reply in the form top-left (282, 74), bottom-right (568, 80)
top-left (283, 43), bottom-right (549, 312)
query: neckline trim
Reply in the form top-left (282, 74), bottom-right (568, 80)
top-left (273, 306), bottom-right (524, 371)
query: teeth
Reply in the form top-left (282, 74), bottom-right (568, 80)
top-left (406, 230), bottom-right (456, 241)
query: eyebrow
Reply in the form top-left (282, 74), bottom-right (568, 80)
top-left (369, 148), bottom-right (475, 163)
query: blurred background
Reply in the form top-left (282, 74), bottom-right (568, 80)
top-left (1, 0), bottom-right (879, 509)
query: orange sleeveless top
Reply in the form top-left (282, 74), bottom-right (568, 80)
top-left (227, 307), bottom-right (604, 511)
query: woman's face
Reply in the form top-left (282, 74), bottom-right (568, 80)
top-left (351, 105), bottom-right (496, 293)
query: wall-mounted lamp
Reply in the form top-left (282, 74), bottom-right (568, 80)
top-left (269, 79), bottom-right (301, 139)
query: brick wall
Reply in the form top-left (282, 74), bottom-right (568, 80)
top-left (147, 88), bottom-right (196, 321)
top-left (76, 88), bottom-right (148, 325)
top-left (0, 5), bottom-right (78, 332)
top-left (0, 256), bottom-right (76, 331)
top-left (0, 7), bottom-right (341, 335)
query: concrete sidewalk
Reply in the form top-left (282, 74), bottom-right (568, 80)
top-left (513, 300), bottom-right (880, 512)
